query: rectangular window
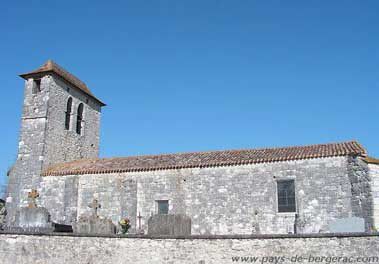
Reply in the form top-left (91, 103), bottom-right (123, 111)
top-left (156, 200), bottom-right (169, 214)
top-left (277, 180), bottom-right (296, 213)
top-left (32, 79), bottom-right (41, 94)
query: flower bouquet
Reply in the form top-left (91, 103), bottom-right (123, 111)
top-left (119, 217), bottom-right (131, 234)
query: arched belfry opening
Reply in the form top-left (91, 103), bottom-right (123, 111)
top-left (76, 103), bottom-right (84, 135)
top-left (65, 97), bottom-right (72, 130)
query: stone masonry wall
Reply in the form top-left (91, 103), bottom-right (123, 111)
top-left (6, 76), bottom-right (51, 223)
top-left (347, 157), bottom-right (373, 230)
top-left (43, 75), bottom-right (101, 169)
top-left (0, 233), bottom-right (378, 264)
top-left (369, 163), bottom-right (379, 230)
top-left (6, 74), bottom-right (102, 225)
top-left (40, 156), bottom-right (372, 234)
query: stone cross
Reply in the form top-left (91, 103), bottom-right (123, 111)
top-left (88, 199), bottom-right (101, 218)
top-left (294, 213), bottom-right (306, 234)
top-left (27, 189), bottom-right (39, 208)
top-left (137, 211), bottom-right (143, 231)
top-left (294, 213), bottom-right (299, 234)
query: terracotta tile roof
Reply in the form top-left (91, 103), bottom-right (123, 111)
top-left (19, 60), bottom-right (105, 106)
top-left (42, 141), bottom-right (366, 176)
top-left (364, 156), bottom-right (379, 165)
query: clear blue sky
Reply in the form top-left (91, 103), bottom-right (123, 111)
top-left (1, 1), bottom-right (378, 187)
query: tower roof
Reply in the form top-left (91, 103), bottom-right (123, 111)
top-left (19, 60), bottom-right (105, 106)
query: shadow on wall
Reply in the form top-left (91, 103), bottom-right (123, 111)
top-left (0, 199), bottom-right (5, 230)
top-left (0, 184), bottom-right (7, 200)
top-left (0, 184), bottom-right (8, 229)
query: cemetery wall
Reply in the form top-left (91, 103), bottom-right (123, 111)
top-left (0, 233), bottom-right (378, 264)
top-left (40, 156), bottom-right (373, 234)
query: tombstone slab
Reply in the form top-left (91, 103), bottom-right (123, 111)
top-left (328, 217), bottom-right (365, 233)
top-left (73, 216), bottom-right (116, 235)
top-left (148, 214), bottom-right (191, 236)
top-left (6, 207), bottom-right (54, 232)
top-left (73, 198), bottom-right (116, 235)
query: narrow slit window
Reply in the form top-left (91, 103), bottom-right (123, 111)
top-left (65, 98), bottom-right (72, 130)
top-left (157, 200), bottom-right (169, 214)
top-left (277, 180), bottom-right (296, 213)
top-left (76, 103), bottom-right (84, 135)
top-left (32, 79), bottom-right (41, 94)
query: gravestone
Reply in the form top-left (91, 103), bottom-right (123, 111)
top-left (148, 214), bottom-right (191, 236)
top-left (13, 207), bottom-right (54, 232)
top-left (73, 199), bottom-right (116, 235)
top-left (328, 217), bottom-right (365, 233)
top-left (73, 216), bottom-right (116, 235)
top-left (251, 209), bottom-right (261, 234)
top-left (6, 189), bottom-right (55, 232)
top-left (294, 213), bottom-right (307, 234)
top-left (137, 211), bottom-right (144, 234)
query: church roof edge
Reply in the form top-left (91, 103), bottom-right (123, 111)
top-left (364, 156), bottom-right (379, 165)
top-left (42, 140), bottom-right (367, 176)
top-left (19, 60), bottom-right (106, 106)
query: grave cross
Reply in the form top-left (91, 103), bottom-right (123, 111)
top-left (88, 199), bottom-right (101, 218)
top-left (28, 189), bottom-right (39, 208)
top-left (137, 211), bottom-right (143, 231)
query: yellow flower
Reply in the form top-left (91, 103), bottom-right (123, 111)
top-left (119, 218), bottom-right (130, 226)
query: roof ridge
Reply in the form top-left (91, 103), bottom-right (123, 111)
top-left (47, 60), bottom-right (91, 94)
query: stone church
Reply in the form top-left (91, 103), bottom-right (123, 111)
top-left (5, 60), bottom-right (379, 234)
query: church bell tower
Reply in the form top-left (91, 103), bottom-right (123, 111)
top-left (5, 60), bottom-right (105, 225)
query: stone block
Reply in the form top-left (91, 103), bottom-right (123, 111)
top-left (148, 214), bottom-right (191, 236)
top-left (73, 216), bottom-right (116, 235)
top-left (328, 217), bottom-right (365, 233)
top-left (7, 207), bottom-right (54, 232)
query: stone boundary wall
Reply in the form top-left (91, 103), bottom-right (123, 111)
top-left (0, 232), bottom-right (378, 264)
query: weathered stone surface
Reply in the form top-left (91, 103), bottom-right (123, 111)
top-left (73, 216), bottom-right (116, 235)
top-left (5, 62), bottom-right (379, 237)
top-left (328, 217), bottom-right (365, 233)
top-left (6, 73), bottom-right (102, 226)
top-left (0, 199), bottom-right (5, 229)
top-left (148, 214), bottom-right (191, 235)
top-left (6, 207), bottom-right (54, 232)
top-left (39, 156), bottom-right (375, 235)
top-left (0, 233), bottom-right (378, 264)
top-left (347, 156), bottom-right (373, 231)
top-left (369, 163), bottom-right (379, 231)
